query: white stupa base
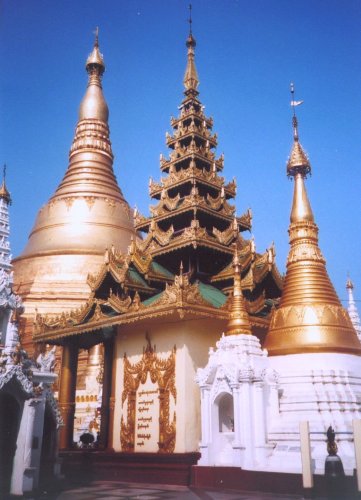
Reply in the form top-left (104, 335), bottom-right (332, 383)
top-left (265, 352), bottom-right (361, 475)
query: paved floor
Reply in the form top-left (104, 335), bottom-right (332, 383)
top-left (28, 481), bottom-right (308, 500)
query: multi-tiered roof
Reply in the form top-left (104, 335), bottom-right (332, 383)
top-left (33, 30), bottom-right (283, 344)
top-left (135, 32), bottom-right (251, 279)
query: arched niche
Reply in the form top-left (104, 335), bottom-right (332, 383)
top-left (217, 392), bottom-right (234, 433)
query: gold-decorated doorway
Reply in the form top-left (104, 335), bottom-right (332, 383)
top-left (120, 335), bottom-right (176, 453)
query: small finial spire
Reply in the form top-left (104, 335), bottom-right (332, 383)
top-left (94, 26), bottom-right (99, 47)
top-left (287, 83), bottom-right (311, 178)
top-left (188, 4), bottom-right (193, 35)
top-left (183, 5), bottom-right (199, 93)
top-left (290, 83), bottom-right (298, 141)
top-left (86, 27), bottom-right (105, 76)
top-left (0, 163), bottom-right (11, 205)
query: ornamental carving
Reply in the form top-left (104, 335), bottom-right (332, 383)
top-left (287, 242), bottom-right (325, 264)
top-left (149, 270), bottom-right (210, 310)
top-left (120, 335), bottom-right (176, 453)
top-left (213, 222), bottom-right (236, 245)
top-left (238, 208), bottom-right (252, 231)
top-left (150, 192), bottom-right (181, 216)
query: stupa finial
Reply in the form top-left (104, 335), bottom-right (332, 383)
top-left (188, 4), bottom-right (193, 36)
top-left (183, 5), bottom-right (199, 93)
top-left (86, 27), bottom-right (105, 77)
top-left (287, 83), bottom-right (311, 178)
top-left (0, 164), bottom-right (11, 205)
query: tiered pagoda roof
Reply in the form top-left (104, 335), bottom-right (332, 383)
top-left (33, 30), bottom-right (283, 345)
top-left (134, 32), bottom-right (253, 278)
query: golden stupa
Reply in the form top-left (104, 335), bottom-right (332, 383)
top-left (264, 95), bottom-right (361, 356)
top-left (13, 32), bottom-right (136, 349)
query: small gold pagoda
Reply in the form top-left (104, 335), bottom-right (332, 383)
top-left (264, 91), bottom-right (361, 356)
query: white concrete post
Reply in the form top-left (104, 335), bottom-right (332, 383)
top-left (352, 419), bottom-right (361, 492)
top-left (240, 381), bottom-right (254, 468)
top-left (231, 384), bottom-right (243, 466)
top-left (299, 421), bottom-right (314, 489)
top-left (200, 386), bottom-right (210, 445)
top-left (198, 385), bottom-right (211, 465)
top-left (10, 399), bottom-right (40, 495)
top-left (253, 381), bottom-right (266, 446)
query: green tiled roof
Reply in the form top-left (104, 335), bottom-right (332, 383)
top-left (150, 261), bottom-right (174, 279)
top-left (143, 291), bottom-right (163, 306)
top-left (128, 268), bottom-right (151, 288)
top-left (198, 282), bottom-right (227, 308)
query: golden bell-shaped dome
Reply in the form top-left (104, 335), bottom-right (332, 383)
top-left (13, 33), bottom-right (136, 336)
top-left (264, 112), bottom-right (361, 356)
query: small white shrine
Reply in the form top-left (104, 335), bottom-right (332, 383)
top-left (0, 172), bottom-right (61, 497)
top-left (196, 250), bottom-right (278, 469)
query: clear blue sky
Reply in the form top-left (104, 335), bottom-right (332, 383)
top-left (1, 0), bottom-right (361, 304)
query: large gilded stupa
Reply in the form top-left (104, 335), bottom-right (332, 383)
top-left (13, 33), bottom-right (136, 352)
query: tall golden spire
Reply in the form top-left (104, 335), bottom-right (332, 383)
top-left (225, 246), bottom-right (252, 335)
top-left (55, 27), bottom-right (120, 199)
top-left (183, 5), bottom-right (199, 93)
top-left (16, 30), bottom-right (133, 261)
top-left (264, 85), bottom-right (361, 356)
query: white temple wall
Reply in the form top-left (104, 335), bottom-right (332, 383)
top-left (112, 317), bottom-right (224, 453)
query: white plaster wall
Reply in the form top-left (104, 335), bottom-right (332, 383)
top-left (112, 316), bottom-right (225, 453)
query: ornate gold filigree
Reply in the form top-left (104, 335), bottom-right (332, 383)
top-left (213, 222), bottom-right (236, 245)
top-left (150, 192), bottom-right (181, 216)
top-left (120, 335), bottom-right (176, 453)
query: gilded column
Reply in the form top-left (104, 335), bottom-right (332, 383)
top-left (99, 336), bottom-right (114, 449)
top-left (106, 334), bottom-right (118, 450)
top-left (58, 342), bottom-right (78, 450)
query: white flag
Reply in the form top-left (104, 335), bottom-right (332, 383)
top-left (291, 100), bottom-right (304, 107)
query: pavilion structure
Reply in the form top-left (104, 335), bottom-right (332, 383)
top-left (29, 27), bottom-right (282, 479)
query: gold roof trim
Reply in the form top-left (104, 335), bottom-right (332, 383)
top-left (33, 269), bottom-right (224, 342)
top-left (160, 151), bottom-right (224, 173)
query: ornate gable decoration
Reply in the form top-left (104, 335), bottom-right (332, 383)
top-left (121, 334), bottom-right (176, 453)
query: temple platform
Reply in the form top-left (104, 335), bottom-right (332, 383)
top-left (59, 451), bottom-right (200, 486)
top-left (57, 452), bottom-right (361, 498)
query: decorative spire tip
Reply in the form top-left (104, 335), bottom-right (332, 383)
top-left (188, 4), bottom-right (193, 36)
top-left (94, 27), bottom-right (99, 47)
top-left (287, 82), bottom-right (311, 178)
